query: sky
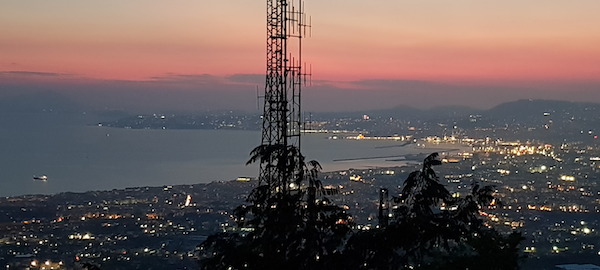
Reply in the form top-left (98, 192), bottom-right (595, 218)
top-left (1, 0), bottom-right (600, 112)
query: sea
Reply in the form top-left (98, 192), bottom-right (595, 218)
top-left (0, 112), bottom-right (465, 197)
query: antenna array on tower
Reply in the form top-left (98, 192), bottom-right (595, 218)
top-left (260, 0), bottom-right (311, 191)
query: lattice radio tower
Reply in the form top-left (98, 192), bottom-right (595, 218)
top-left (260, 0), bottom-right (311, 191)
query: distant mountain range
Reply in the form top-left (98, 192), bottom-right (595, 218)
top-left (316, 99), bottom-right (600, 121)
top-left (487, 99), bottom-right (600, 121)
top-left (1, 91), bottom-right (599, 130)
top-left (309, 99), bottom-right (600, 142)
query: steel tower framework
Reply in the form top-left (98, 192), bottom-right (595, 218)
top-left (260, 0), bottom-right (310, 191)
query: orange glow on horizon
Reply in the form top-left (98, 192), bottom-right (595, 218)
top-left (1, 1), bottom-right (599, 84)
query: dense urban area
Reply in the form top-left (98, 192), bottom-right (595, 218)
top-left (2, 99), bottom-right (600, 269)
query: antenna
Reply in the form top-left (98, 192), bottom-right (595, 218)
top-left (303, 62), bottom-right (312, 86)
top-left (259, 0), bottom-right (312, 192)
top-left (256, 85), bottom-right (263, 110)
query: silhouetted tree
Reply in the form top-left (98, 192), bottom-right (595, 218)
top-left (199, 152), bottom-right (523, 270)
top-left (198, 144), bottom-right (352, 270)
top-left (343, 153), bottom-right (523, 270)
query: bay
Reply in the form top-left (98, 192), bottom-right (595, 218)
top-left (0, 113), bottom-right (463, 197)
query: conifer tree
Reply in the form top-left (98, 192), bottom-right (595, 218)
top-left (198, 144), bottom-right (352, 270)
top-left (198, 152), bottom-right (523, 270)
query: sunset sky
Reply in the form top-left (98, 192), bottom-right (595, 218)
top-left (1, 0), bottom-right (600, 111)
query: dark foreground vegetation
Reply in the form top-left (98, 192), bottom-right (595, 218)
top-left (199, 148), bottom-right (523, 270)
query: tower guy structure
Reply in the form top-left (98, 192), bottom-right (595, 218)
top-left (260, 0), bottom-right (311, 191)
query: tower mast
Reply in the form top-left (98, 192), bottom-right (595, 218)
top-left (260, 0), bottom-right (310, 192)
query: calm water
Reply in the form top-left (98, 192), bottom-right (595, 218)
top-left (0, 113), bottom-right (459, 197)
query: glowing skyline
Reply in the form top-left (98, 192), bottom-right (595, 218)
top-left (1, 1), bottom-right (600, 111)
